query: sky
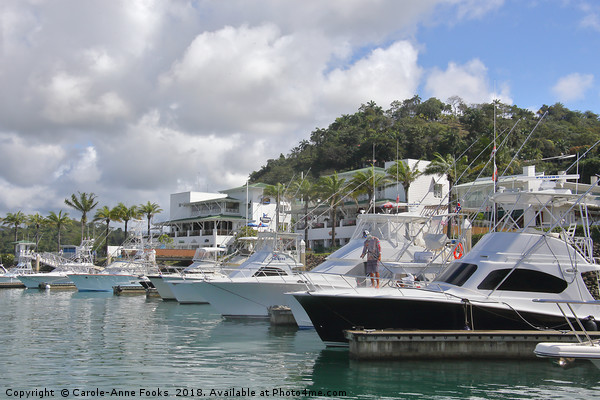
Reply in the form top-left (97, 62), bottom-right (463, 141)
top-left (2, 0), bottom-right (600, 223)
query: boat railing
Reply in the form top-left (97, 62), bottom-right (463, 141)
top-left (533, 299), bottom-right (600, 344)
top-left (299, 270), bottom-right (427, 294)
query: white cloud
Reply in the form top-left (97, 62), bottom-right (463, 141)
top-left (322, 41), bottom-right (423, 112)
top-left (40, 72), bottom-right (131, 124)
top-left (425, 59), bottom-right (512, 105)
top-left (552, 73), bottom-right (594, 102)
top-left (0, 0), bottom-right (570, 219)
top-left (0, 132), bottom-right (66, 186)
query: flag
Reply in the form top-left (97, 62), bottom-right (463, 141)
top-left (490, 145), bottom-right (497, 158)
top-left (492, 163), bottom-right (498, 182)
top-left (455, 202), bottom-right (462, 213)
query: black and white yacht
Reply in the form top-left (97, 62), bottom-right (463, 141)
top-left (292, 187), bottom-right (600, 346)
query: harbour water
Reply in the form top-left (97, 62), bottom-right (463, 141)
top-left (1, 289), bottom-right (599, 399)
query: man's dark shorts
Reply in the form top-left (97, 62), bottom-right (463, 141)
top-left (365, 259), bottom-right (378, 274)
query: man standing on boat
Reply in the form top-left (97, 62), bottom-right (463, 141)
top-left (360, 230), bottom-right (381, 288)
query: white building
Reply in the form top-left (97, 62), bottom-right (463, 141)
top-left (160, 183), bottom-right (291, 249)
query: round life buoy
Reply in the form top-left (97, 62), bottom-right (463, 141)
top-left (453, 242), bottom-right (464, 259)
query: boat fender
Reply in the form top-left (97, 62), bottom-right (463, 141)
top-left (453, 243), bottom-right (464, 259)
top-left (583, 315), bottom-right (598, 331)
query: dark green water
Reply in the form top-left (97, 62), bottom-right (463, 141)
top-left (1, 289), bottom-right (599, 399)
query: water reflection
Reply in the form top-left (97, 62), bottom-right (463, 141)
top-left (307, 348), bottom-right (600, 399)
top-left (1, 288), bottom-right (599, 400)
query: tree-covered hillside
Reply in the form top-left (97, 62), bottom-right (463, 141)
top-left (249, 96), bottom-right (600, 186)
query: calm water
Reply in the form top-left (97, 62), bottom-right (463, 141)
top-left (1, 289), bottom-right (599, 400)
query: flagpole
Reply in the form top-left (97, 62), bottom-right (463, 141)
top-left (492, 99), bottom-right (497, 232)
top-left (372, 143), bottom-right (376, 214)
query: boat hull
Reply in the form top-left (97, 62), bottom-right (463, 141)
top-left (68, 274), bottom-right (142, 292)
top-left (18, 273), bottom-right (71, 288)
top-left (293, 291), bottom-right (580, 345)
top-left (147, 275), bottom-right (184, 300)
top-left (196, 278), bottom-right (309, 323)
top-left (167, 279), bottom-right (209, 304)
top-left (535, 341), bottom-right (600, 369)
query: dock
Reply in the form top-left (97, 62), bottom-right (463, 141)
top-left (113, 285), bottom-right (146, 296)
top-left (145, 287), bottom-right (162, 298)
top-left (344, 329), bottom-right (600, 360)
top-left (0, 282), bottom-right (25, 288)
top-left (37, 282), bottom-right (77, 290)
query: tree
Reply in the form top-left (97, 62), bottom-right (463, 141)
top-left (349, 167), bottom-right (393, 212)
top-left (138, 201), bottom-right (163, 237)
top-left (46, 211), bottom-right (70, 252)
top-left (424, 153), bottom-right (468, 236)
top-left (2, 211), bottom-right (27, 252)
top-left (316, 172), bottom-right (347, 248)
top-left (65, 192), bottom-right (98, 241)
top-left (93, 206), bottom-right (122, 261)
top-left (386, 160), bottom-right (422, 204)
top-left (263, 182), bottom-right (287, 232)
top-left (27, 213), bottom-right (47, 250)
top-left (289, 177), bottom-right (315, 245)
top-left (116, 203), bottom-right (140, 240)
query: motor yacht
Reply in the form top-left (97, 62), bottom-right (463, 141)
top-left (292, 189), bottom-right (600, 345)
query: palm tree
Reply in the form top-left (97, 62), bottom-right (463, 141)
top-left (27, 213), bottom-right (47, 250)
top-left (2, 211), bottom-right (27, 252)
top-left (349, 167), bottom-right (393, 212)
top-left (116, 203), bottom-right (140, 240)
top-left (65, 192), bottom-right (98, 241)
top-left (138, 201), bottom-right (163, 237)
top-left (263, 182), bottom-right (287, 232)
top-left (316, 172), bottom-right (347, 249)
top-left (46, 211), bottom-right (70, 252)
top-left (386, 160), bottom-right (422, 204)
top-left (94, 206), bottom-right (122, 262)
top-left (289, 178), bottom-right (315, 245)
top-left (425, 152), bottom-right (468, 236)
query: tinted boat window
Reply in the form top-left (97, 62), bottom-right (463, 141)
top-left (477, 269), bottom-right (567, 293)
top-left (252, 267), bottom-right (288, 277)
top-left (435, 262), bottom-right (478, 286)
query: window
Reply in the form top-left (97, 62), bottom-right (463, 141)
top-left (253, 266), bottom-right (288, 277)
top-left (435, 262), bottom-right (478, 286)
top-left (434, 183), bottom-right (443, 198)
top-left (477, 269), bottom-right (567, 293)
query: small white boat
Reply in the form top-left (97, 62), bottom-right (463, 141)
top-left (147, 247), bottom-right (227, 301)
top-left (18, 239), bottom-right (97, 289)
top-left (166, 232), bottom-right (299, 305)
top-left (534, 299), bottom-right (600, 369)
top-left (68, 222), bottom-right (159, 292)
top-left (0, 242), bottom-right (35, 286)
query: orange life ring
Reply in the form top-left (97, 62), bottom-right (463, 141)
top-left (453, 242), bottom-right (464, 259)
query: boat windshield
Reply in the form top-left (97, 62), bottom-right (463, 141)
top-left (435, 262), bottom-right (478, 287)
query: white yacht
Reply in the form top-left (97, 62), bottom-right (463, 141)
top-left (68, 223), bottom-right (159, 292)
top-left (191, 213), bottom-right (452, 326)
top-left (18, 240), bottom-right (97, 289)
top-left (0, 242), bottom-right (35, 285)
top-left (147, 247), bottom-right (226, 301)
top-left (292, 189), bottom-right (600, 345)
top-left (166, 232), bottom-right (303, 306)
